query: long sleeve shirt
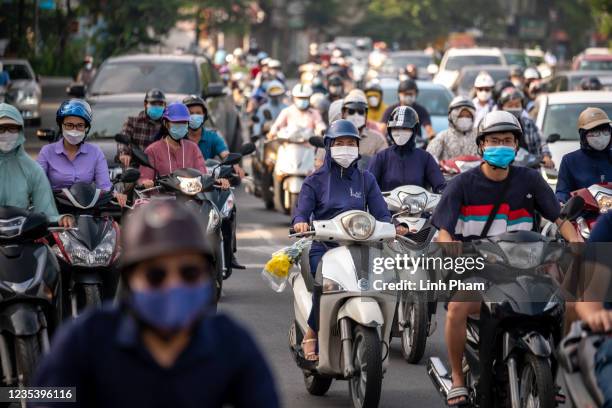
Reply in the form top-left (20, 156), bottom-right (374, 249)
top-left (269, 105), bottom-right (326, 136)
top-left (139, 138), bottom-right (207, 183)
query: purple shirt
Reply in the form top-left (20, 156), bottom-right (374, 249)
top-left (37, 139), bottom-right (112, 191)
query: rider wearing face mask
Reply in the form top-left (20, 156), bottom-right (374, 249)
top-left (0, 103), bottom-right (72, 228)
top-left (37, 99), bottom-right (128, 207)
top-left (327, 75), bottom-right (345, 103)
top-left (292, 120), bottom-right (394, 362)
top-left (382, 79), bottom-right (434, 139)
top-left (253, 80), bottom-right (288, 137)
top-left (556, 107), bottom-right (612, 203)
top-left (32, 200), bottom-right (280, 407)
top-left (427, 96), bottom-right (479, 162)
top-left (267, 83), bottom-right (326, 139)
top-left (139, 103), bottom-right (208, 188)
top-left (364, 81), bottom-right (387, 124)
top-left (368, 106), bottom-right (445, 193)
top-left (472, 71), bottom-right (495, 128)
top-left (341, 90), bottom-right (387, 158)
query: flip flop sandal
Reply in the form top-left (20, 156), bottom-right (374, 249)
top-left (301, 338), bottom-right (319, 362)
top-left (447, 386), bottom-right (470, 407)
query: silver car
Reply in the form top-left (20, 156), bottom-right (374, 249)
top-left (0, 59), bottom-right (42, 125)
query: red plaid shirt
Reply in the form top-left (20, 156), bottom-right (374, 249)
top-left (117, 111), bottom-right (162, 157)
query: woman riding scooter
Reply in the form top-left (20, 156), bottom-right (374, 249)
top-left (292, 119), bottom-right (402, 362)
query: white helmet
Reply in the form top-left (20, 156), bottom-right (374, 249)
top-left (292, 83), bottom-right (313, 98)
top-left (267, 59), bottom-right (281, 69)
top-left (474, 71), bottom-right (495, 88)
top-left (524, 67), bottom-right (541, 80)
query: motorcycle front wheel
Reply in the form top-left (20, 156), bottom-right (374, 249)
top-left (349, 325), bottom-right (382, 408)
top-left (518, 354), bottom-right (555, 408)
top-left (400, 291), bottom-right (428, 364)
top-left (14, 335), bottom-right (41, 386)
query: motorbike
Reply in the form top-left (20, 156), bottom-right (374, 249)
top-left (558, 321), bottom-right (608, 408)
top-left (382, 185), bottom-right (440, 363)
top-left (205, 142), bottom-right (256, 280)
top-left (0, 207), bottom-right (67, 387)
top-left (427, 197), bottom-right (584, 408)
top-left (439, 155), bottom-right (481, 181)
top-left (271, 125), bottom-right (316, 216)
top-left (50, 170), bottom-right (139, 318)
top-left (287, 210), bottom-right (398, 408)
top-left (250, 110), bottom-right (277, 209)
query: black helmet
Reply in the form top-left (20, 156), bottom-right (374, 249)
top-left (364, 81), bottom-right (382, 94)
top-left (476, 110), bottom-right (523, 146)
top-left (493, 79), bottom-right (515, 104)
top-left (497, 87), bottom-right (525, 109)
top-left (448, 96), bottom-right (475, 115)
top-left (324, 119), bottom-right (361, 144)
top-left (121, 200), bottom-right (214, 271)
top-left (328, 75), bottom-right (343, 86)
top-left (580, 76), bottom-right (603, 91)
top-left (509, 66), bottom-right (524, 78)
top-left (398, 79), bottom-right (418, 94)
top-left (145, 88), bottom-right (166, 103)
top-left (182, 94), bottom-right (209, 113)
top-left (387, 105), bottom-right (419, 130)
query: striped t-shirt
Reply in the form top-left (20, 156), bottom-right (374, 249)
top-left (432, 165), bottom-right (560, 241)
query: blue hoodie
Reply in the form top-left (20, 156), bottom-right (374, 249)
top-left (556, 141), bottom-right (612, 202)
top-left (367, 137), bottom-right (445, 193)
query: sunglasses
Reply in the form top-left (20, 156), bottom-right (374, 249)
top-left (345, 108), bottom-right (366, 116)
top-left (144, 263), bottom-right (207, 288)
top-left (0, 124), bottom-right (22, 133)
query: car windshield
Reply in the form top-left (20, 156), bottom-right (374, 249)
top-left (458, 69), bottom-right (510, 93)
top-left (3, 64), bottom-right (33, 80)
top-left (445, 55), bottom-right (503, 71)
top-left (89, 61), bottom-right (198, 95)
top-left (88, 105), bottom-right (141, 138)
top-left (503, 52), bottom-right (528, 67)
top-left (543, 102), bottom-right (612, 141)
top-left (389, 54), bottom-right (432, 69)
top-left (380, 85), bottom-right (452, 116)
top-left (579, 59), bottom-right (612, 71)
top-left (526, 55), bottom-right (544, 66)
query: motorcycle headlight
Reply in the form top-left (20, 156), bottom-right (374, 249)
top-left (478, 248), bottom-right (506, 264)
top-left (207, 207), bottom-right (221, 234)
top-left (323, 277), bottom-right (347, 293)
top-left (399, 192), bottom-right (427, 215)
top-left (498, 242), bottom-right (544, 269)
top-left (58, 229), bottom-right (116, 267)
top-left (0, 216), bottom-right (26, 238)
top-left (341, 213), bottom-right (375, 240)
top-left (177, 176), bottom-right (202, 196)
top-left (220, 195), bottom-right (234, 218)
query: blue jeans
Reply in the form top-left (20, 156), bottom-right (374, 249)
top-left (596, 338), bottom-right (612, 408)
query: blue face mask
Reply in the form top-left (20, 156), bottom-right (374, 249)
top-left (168, 123), bottom-right (188, 140)
top-left (147, 105), bottom-right (164, 120)
top-left (295, 99), bottom-right (309, 110)
top-left (188, 114), bottom-right (205, 130)
top-left (130, 282), bottom-right (213, 331)
top-left (482, 146), bottom-right (516, 168)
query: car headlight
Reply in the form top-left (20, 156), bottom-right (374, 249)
top-left (341, 213), bottom-right (375, 240)
top-left (177, 176), bottom-right (202, 195)
top-left (58, 229), bottom-right (116, 267)
top-left (207, 207), bottom-right (221, 233)
top-left (16, 90), bottom-right (38, 105)
top-left (323, 277), bottom-right (346, 293)
top-left (399, 192), bottom-right (427, 214)
top-left (220, 195), bottom-right (234, 218)
top-left (498, 242), bottom-right (544, 269)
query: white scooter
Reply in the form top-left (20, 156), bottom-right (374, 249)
top-left (383, 185), bottom-right (441, 363)
top-left (272, 125), bottom-right (316, 216)
top-left (288, 210), bottom-right (398, 408)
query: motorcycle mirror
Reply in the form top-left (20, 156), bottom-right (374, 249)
top-left (250, 134), bottom-right (261, 142)
top-left (240, 142), bottom-right (256, 156)
top-left (309, 136), bottom-right (325, 148)
top-left (263, 109), bottom-right (273, 121)
top-left (222, 152), bottom-right (242, 166)
top-left (546, 133), bottom-right (561, 144)
top-left (132, 147), bottom-right (153, 169)
top-left (560, 196), bottom-right (585, 221)
top-left (121, 168), bottom-right (141, 183)
top-left (66, 83), bottom-right (86, 98)
top-left (201, 175), bottom-right (216, 191)
top-left (36, 128), bottom-right (56, 142)
top-left (203, 82), bottom-right (226, 98)
top-left (252, 115), bottom-right (260, 123)
top-left (114, 133), bottom-right (130, 145)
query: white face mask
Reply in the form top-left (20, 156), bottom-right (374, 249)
top-left (391, 129), bottom-right (413, 146)
top-left (368, 96), bottom-right (380, 107)
top-left (346, 113), bottom-right (365, 129)
top-left (586, 130), bottom-right (612, 151)
top-left (456, 117), bottom-right (473, 132)
top-left (63, 130), bottom-right (86, 145)
top-left (0, 132), bottom-right (19, 153)
top-left (476, 90), bottom-right (492, 103)
top-left (330, 146), bottom-right (358, 168)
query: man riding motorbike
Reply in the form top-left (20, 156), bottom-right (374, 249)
top-left (368, 106), bottom-right (445, 193)
top-left (556, 107), bottom-right (612, 203)
top-left (472, 71), bottom-right (495, 129)
top-left (382, 79), bottom-right (434, 140)
top-left (0, 103), bottom-right (72, 227)
top-left (427, 96), bottom-right (478, 162)
top-left (341, 90), bottom-right (387, 157)
top-left (292, 119), bottom-right (397, 362)
top-left (252, 80), bottom-right (287, 137)
top-left (327, 75), bottom-right (345, 103)
top-left (118, 88), bottom-right (166, 168)
top-left (431, 110), bottom-right (581, 407)
top-left (364, 81), bottom-right (387, 124)
top-left (267, 83), bottom-right (326, 140)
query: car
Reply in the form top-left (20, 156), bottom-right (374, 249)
top-left (0, 58), bottom-right (42, 125)
top-left (434, 47), bottom-right (505, 89)
top-left (534, 91), bottom-right (612, 170)
top-left (66, 54), bottom-right (242, 160)
top-left (379, 51), bottom-right (437, 79)
top-left (572, 49), bottom-right (612, 71)
top-left (544, 70), bottom-right (612, 92)
top-left (500, 48), bottom-right (529, 68)
top-left (452, 65), bottom-right (512, 97)
top-left (379, 78), bottom-right (453, 135)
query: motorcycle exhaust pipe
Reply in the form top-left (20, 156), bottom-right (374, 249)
top-left (0, 334), bottom-right (13, 385)
top-left (339, 318), bottom-right (355, 378)
top-left (507, 357), bottom-right (520, 408)
top-left (427, 357), bottom-right (452, 398)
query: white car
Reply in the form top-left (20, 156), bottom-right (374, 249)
top-left (535, 91), bottom-right (612, 170)
top-left (433, 47), bottom-right (505, 89)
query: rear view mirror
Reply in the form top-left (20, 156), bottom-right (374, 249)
top-left (222, 152), bottom-right (242, 166)
top-left (66, 83), bottom-right (86, 98)
top-left (132, 147), bottom-right (153, 169)
top-left (546, 133), bottom-right (561, 144)
top-left (201, 175), bottom-right (216, 191)
top-left (560, 196), bottom-right (584, 221)
top-left (252, 115), bottom-right (260, 123)
top-left (263, 109), bottom-right (273, 121)
top-left (121, 168), bottom-right (141, 183)
top-left (114, 134), bottom-right (130, 145)
top-left (203, 82), bottom-right (226, 98)
top-left (240, 142), bottom-right (256, 156)
top-left (36, 128), bottom-right (56, 142)
top-left (309, 136), bottom-right (325, 148)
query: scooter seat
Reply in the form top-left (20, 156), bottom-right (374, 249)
top-left (299, 243), bottom-right (315, 293)
top-left (577, 336), bottom-right (605, 406)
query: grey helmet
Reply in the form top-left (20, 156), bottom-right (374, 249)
top-left (476, 110), bottom-right (523, 146)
